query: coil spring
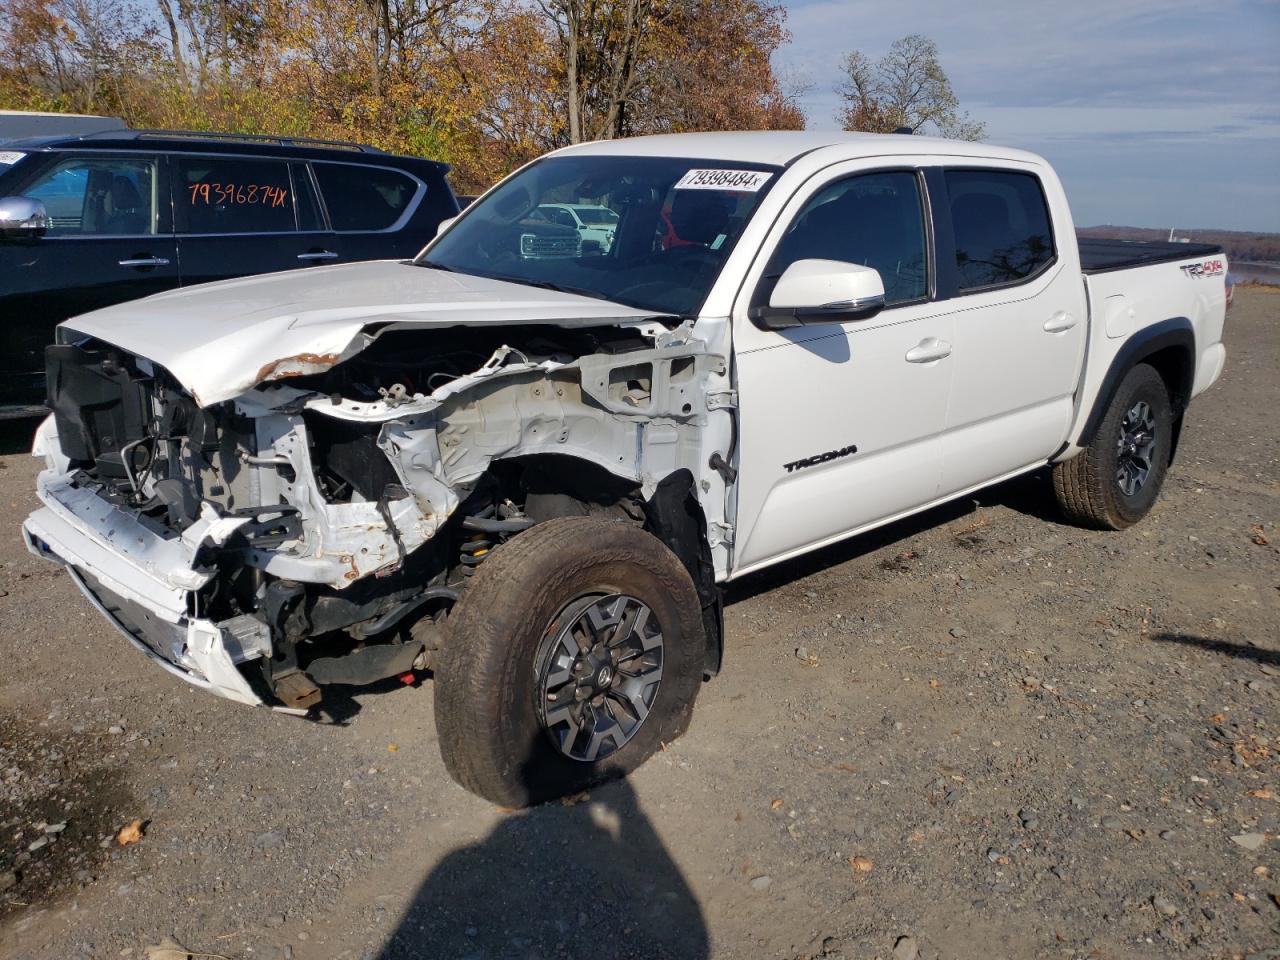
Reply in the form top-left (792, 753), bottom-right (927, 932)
top-left (459, 533), bottom-right (492, 576)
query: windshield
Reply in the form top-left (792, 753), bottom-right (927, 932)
top-left (419, 155), bottom-right (781, 316)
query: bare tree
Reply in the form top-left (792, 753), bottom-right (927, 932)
top-left (538, 0), bottom-right (653, 144)
top-left (835, 34), bottom-right (984, 140)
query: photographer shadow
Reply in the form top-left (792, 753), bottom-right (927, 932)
top-left (377, 774), bottom-right (709, 960)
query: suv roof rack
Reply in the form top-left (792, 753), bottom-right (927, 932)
top-left (78, 128), bottom-right (387, 154)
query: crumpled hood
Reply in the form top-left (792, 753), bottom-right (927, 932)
top-left (62, 260), bottom-right (664, 406)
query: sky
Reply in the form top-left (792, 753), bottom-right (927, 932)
top-left (775, 0), bottom-right (1280, 233)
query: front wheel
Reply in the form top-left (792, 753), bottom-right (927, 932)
top-left (433, 517), bottom-right (706, 806)
top-left (1053, 362), bottom-right (1174, 530)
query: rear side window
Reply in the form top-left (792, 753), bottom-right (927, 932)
top-left (23, 156), bottom-right (158, 236)
top-left (312, 163), bottom-right (418, 231)
top-left (176, 156), bottom-right (296, 234)
top-left (765, 170), bottom-right (928, 306)
top-left (946, 170), bottom-right (1055, 291)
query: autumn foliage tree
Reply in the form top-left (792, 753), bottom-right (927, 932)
top-left (1, 0), bottom-right (804, 191)
top-left (835, 34), bottom-right (984, 141)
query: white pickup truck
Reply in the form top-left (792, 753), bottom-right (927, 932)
top-left (24, 132), bottom-right (1230, 805)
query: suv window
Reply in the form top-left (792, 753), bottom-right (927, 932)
top-left (946, 169), bottom-right (1055, 291)
top-left (176, 156), bottom-right (296, 234)
top-left (765, 170), bottom-right (928, 305)
top-left (313, 163), bottom-right (418, 231)
top-left (23, 156), bottom-right (158, 236)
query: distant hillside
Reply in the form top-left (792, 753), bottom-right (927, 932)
top-left (1078, 226), bottom-right (1280, 264)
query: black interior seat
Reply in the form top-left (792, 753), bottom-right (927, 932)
top-left (104, 175), bottom-right (148, 235)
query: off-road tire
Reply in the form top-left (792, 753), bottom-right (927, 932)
top-left (1053, 362), bottom-right (1174, 530)
top-left (433, 517), bottom-right (705, 807)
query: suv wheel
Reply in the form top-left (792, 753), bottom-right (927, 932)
top-left (1053, 362), bottom-right (1174, 530)
top-left (433, 517), bottom-right (705, 806)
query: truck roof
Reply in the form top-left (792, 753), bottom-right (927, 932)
top-left (559, 131), bottom-right (1046, 168)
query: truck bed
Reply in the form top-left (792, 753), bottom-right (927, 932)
top-left (1078, 237), bottom-right (1223, 275)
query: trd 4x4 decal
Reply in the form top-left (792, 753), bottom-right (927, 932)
top-left (1180, 259), bottom-right (1224, 278)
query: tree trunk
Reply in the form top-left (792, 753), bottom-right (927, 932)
top-left (158, 0), bottom-right (188, 87)
top-left (565, 2), bottom-right (582, 143)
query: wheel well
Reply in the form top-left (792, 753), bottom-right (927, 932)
top-left (1079, 319), bottom-right (1195, 451)
top-left (1141, 344), bottom-right (1193, 412)
top-left (640, 470), bottom-right (724, 679)
top-left (459, 455), bottom-right (724, 678)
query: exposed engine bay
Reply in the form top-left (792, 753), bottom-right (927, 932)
top-left (29, 318), bottom-right (729, 713)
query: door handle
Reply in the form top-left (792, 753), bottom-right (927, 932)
top-left (118, 257), bottom-right (170, 268)
top-left (297, 250), bottom-right (339, 261)
top-left (1043, 311), bottom-right (1078, 333)
top-left (905, 337), bottom-right (952, 363)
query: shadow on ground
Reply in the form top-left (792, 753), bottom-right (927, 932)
top-left (376, 776), bottom-right (708, 960)
top-left (1152, 632), bottom-right (1280, 667)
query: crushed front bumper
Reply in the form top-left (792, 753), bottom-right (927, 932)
top-left (23, 472), bottom-right (275, 707)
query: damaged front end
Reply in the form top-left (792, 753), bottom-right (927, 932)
top-left (24, 318), bottom-right (727, 713)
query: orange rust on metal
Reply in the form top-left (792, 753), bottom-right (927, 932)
top-left (255, 352), bottom-right (341, 384)
top-left (342, 553), bottom-right (360, 581)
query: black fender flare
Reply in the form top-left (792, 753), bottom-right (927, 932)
top-left (1078, 317), bottom-right (1195, 448)
top-left (642, 469), bottom-right (724, 679)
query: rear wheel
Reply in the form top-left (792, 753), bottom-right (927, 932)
top-left (433, 517), bottom-right (705, 806)
top-left (1053, 362), bottom-right (1174, 530)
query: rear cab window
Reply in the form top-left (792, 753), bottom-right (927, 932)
top-left (311, 163), bottom-right (421, 231)
top-left (945, 169), bottom-right (1055, 291)
top-left (175, 156), bottom-right (299, 234)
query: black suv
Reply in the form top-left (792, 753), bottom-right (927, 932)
top-left (0, 130), bottom-right (459, 416)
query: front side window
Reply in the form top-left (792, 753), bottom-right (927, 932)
top-left (947, 169), bottom-right (1055, 291)
top-left (764, 170), bottom-right (928, 306)
top-left (419, 155), bottom-right (780, 316)
top-left (176, 156), bottom-right (296, 235)
top-left (23, 156), bottom-right (157, 236)
top-left (312, 163), bottom-right (418, 231)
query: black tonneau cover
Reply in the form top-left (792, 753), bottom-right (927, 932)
top-left (1078, 237), bottom-right (1223, 275)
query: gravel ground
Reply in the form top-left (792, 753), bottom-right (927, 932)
top-left (0, 288), bottom-right (1276, 960)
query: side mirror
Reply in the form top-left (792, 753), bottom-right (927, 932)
top-left (0, 196), bottom-right (51, 239)
top-left (751, 259), bottom-right (886, 329)
top-left (436, 216), bottom-right (457, 237)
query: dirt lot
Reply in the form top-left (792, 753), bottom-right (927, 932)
top-left (1, 289), bottom-right (1277, 960)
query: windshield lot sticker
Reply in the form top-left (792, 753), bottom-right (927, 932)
top-left (0, 151), bottom-right (26, 165)
top-left (1180, 258), bottom-right (1224, 278)
top-left (675, 169), bottom-right (773, 192)
top-left (188, 182), bottom-right (289, 208)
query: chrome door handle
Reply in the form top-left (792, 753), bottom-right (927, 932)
top-left (297, 250), bottom-right (339, 261)
top-left (118, 257), bottom-right (170, 268)
top-left (1043, 311), bottom-right (1078, 333)
top-left (905, 337), bottom-right (952, 363)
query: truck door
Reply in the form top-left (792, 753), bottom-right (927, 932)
top-left (934, 167), bottom-right (1088, 495)
top-left (731, 165), bottom-right (954, 575)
